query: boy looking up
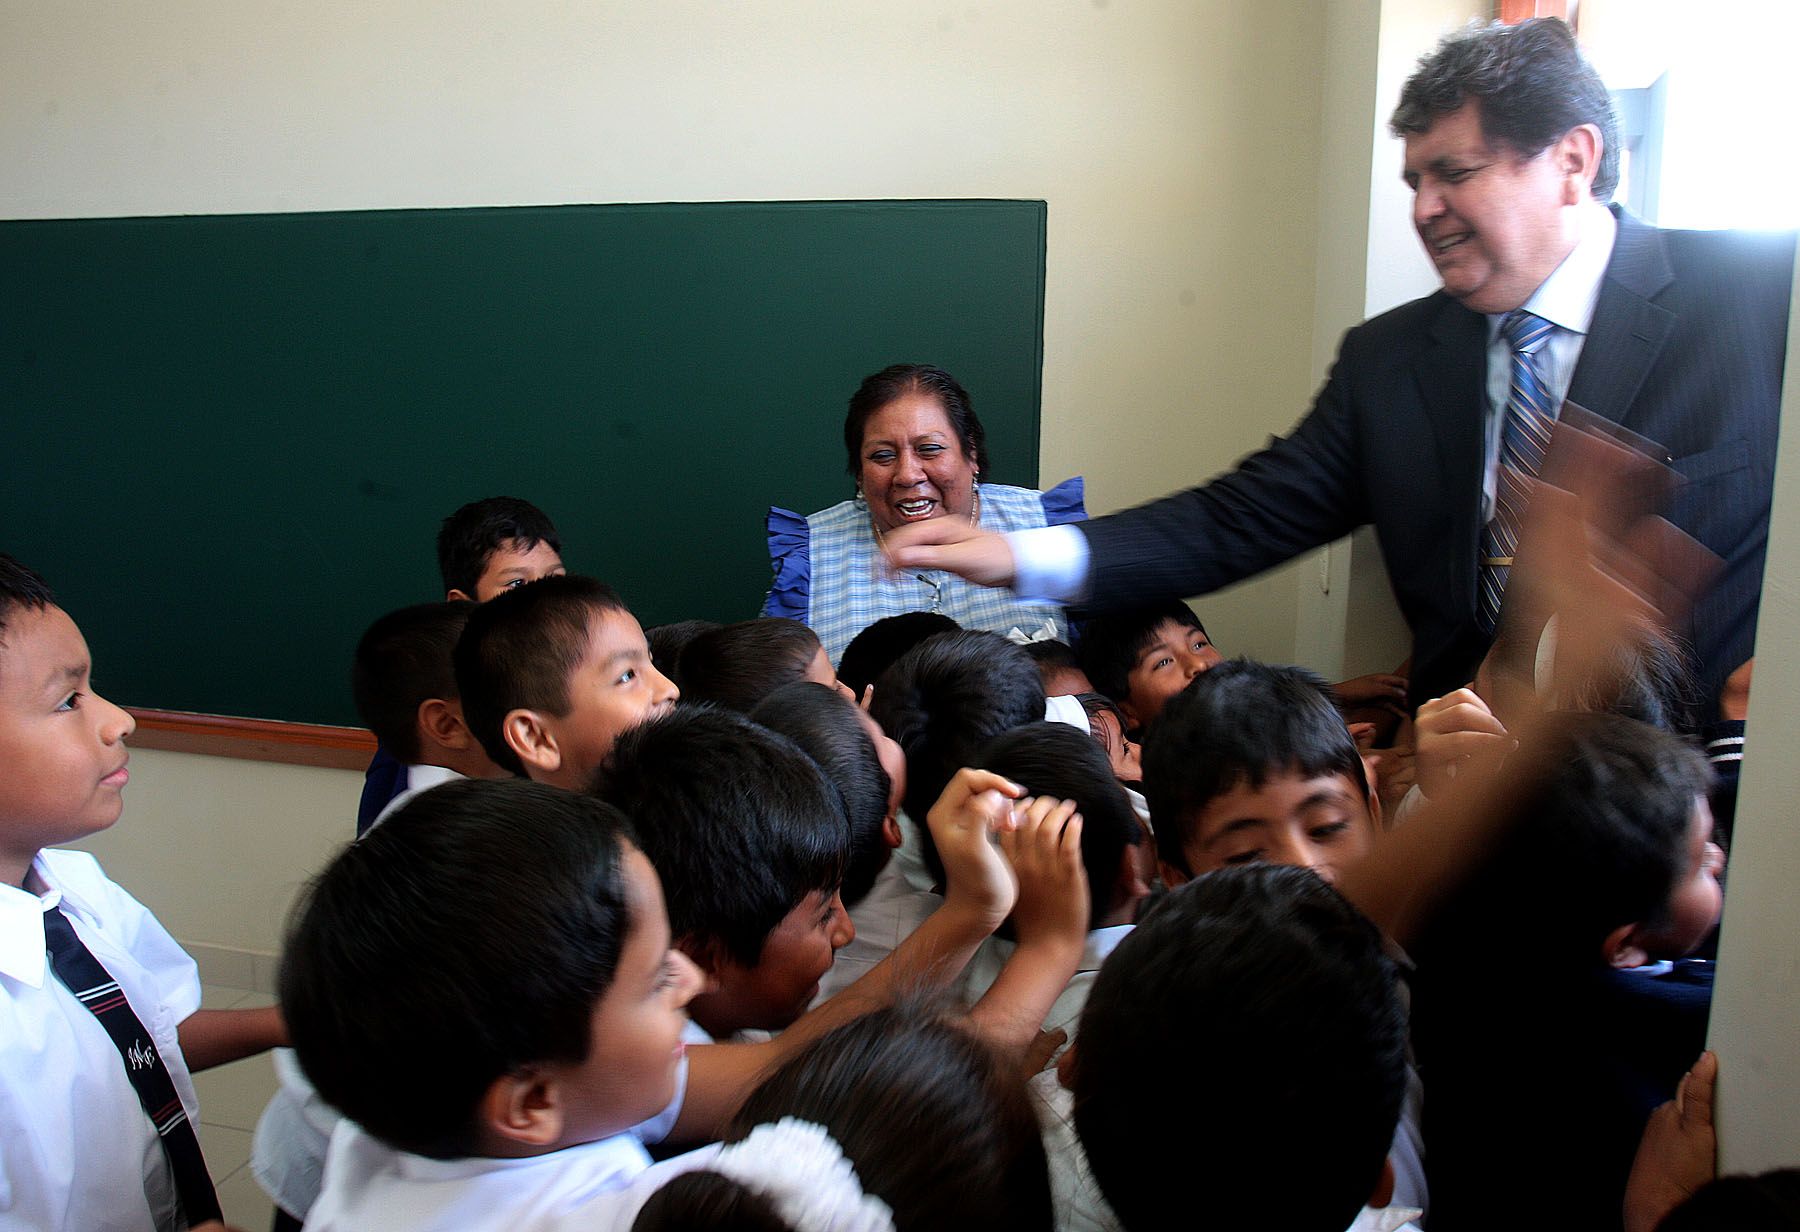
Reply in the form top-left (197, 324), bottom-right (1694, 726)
top-left (1076, 599), bottom-right (1220, 734)
top-left (437, 495), bottom-right (566, 602)
top-left (1143, 660), bottom-right (1379, 887)
top-left (454, 575), bottom-right (677, 790)
top-left (0, 554), bottom-right (283, 1231)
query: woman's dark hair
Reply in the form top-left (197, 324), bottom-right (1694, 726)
top-left (751, 681), bottom-right (894, 907)
top-left (680, 618), bottom-right (826, 714)
top-left (844, 363), bottom-right (988, 477)
top-left (280, 779), bottom-right (635, 1160)
top-left (723, 1005), bottom-right (1053, 1231)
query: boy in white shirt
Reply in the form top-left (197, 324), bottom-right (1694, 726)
top-left (0, 553), bottom-right (283, 1231)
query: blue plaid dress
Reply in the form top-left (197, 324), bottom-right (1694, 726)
top-left (763, 478), bottom-right (1085, 665)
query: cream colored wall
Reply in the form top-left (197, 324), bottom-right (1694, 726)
top-left (7, 1), bottom-right (1334, 957)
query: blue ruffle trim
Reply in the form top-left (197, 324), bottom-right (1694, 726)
top-left (762, 505), bottom-right (811, 620)
top-left (1041, 475), bottom-right (1087, 527)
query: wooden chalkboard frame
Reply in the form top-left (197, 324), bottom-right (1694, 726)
top-left (4, 199), bottom-right (1048, 748)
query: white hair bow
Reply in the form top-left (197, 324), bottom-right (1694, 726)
top-left (708, 1118), bottom-right (896, 1232)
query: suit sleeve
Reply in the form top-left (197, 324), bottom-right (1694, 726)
top-left (1077, 342), bottom-right (1374, 610)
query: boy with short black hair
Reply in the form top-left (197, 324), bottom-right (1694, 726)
top-left (453, 574), bottom-right (677, 789)
top-left (835, 610), bottom-right (959, 699)
top-left (436, 495), bottom-right (566, 602)
top-left (350, 601), bottom-right (499, 833)
top-left (0, 553), bottom-right (284, 1231)
top-left (1066, 865), bottom-right (1413, 1231)
top-left (594, 705), bottom-right (856, 1039)
top-left (1075, 598), bottom-right (1219, 733)
top-left (1142, 659), bottom-right (1378, 886)
top-left (678, 617), bottom-right (847, 712)
top-left (1411, 711), bottom-right (1724, 1232)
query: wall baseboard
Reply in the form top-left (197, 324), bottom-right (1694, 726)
top-left (188, 941), bottom-right (279, 995)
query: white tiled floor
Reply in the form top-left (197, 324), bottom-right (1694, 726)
top-left (195, 984), bottom-right (280, 1232)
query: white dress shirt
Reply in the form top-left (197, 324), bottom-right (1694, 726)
top-left (0, 849), bottom-right (202, 1232)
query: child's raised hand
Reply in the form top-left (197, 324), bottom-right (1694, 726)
top-left (1000, 795), bottom-right (1089, 952)
top-left (1415, 688), bottom-right (1511, 800)
top-left (927, 767), bottom-right (1027, 927)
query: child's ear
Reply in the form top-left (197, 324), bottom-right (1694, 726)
top-left (418, 698), bottom-right (474, 752)
top-left (676, 936), bottom-right (726, 995)
top-left (503, 708), bottom-right (561, 777)
top-left (1116, 697), bottom-right (1141, 731)
top-left (1056, 1041), bottom-right (1080, 1092)
top-left (1365, 781), bottom-right (1385, 833)
top-left (881, 814), bottom-right (903, 850)
top-left (1110, 846), bottom-right (1152, 921)
top-left (1603, 923), bottom-right (1651, 970)
top-left (479, 1067), bottom-right (564, 1150)
top-left (446, 586), bottom-right (474, 603)
top-left (1158, 857), bottom-right (1189, 889)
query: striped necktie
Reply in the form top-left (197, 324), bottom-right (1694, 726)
top-left (43, 905), bottom-right (223, 1227)
top-left (1478, 309), bottom-right (1557, 634)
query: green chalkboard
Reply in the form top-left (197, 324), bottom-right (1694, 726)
top-left (2, 200), bottom-right (1046, 726)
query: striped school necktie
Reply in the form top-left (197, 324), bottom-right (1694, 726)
top-left (42, 905), bottom-right (223, 1227)
top-left (1478, 309), bottom-right (1558, 634)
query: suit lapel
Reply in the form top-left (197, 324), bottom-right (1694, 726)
top-left (1567, 209), bottom-right (1675, 430)
top-left (1417, 295), bottom-right (1489, 619)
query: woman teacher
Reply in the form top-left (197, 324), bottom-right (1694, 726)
top-left (763, 363), bottom-right (1085, 665)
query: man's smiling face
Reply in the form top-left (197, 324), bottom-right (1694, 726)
top-left (1403, 102), bottom-right (1585, 315)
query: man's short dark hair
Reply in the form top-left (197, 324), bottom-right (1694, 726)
top-left (1142, 660), bottom-right (1365, 876)
top-left (680, 618), bottom-right (826, 713)
top-left (280, 779), bottom-right (635, 1160)
top-left (869, 630), bottom-right (1045, 882)
top-left (453, 575), bottom-right (628, 775)
top-left (594, 705), bottom-right (848, 968)
top-left (976, 722), bottom-right (1144, 925)
top-left (835, 611), bottom-right (960, 699)
top-left (1075, 599), bottom-right (1205, 708)
top-left (0, 554), bottom-right (55, 665)
top-left (751, 681), bottom-right (893, 907)
top-left (436, 496), bottom-right (562, 597)
top-left (351, 601), bottom-right (476, 763)
top-left (1390, 17), bottom-right (1620, 201)
top-left (1073, 865), bottom-right (1407, 1232)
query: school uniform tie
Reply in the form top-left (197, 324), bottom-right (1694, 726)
top-left (42, 905), bottom-right (223, 1227)
top-left (1478, 309), bottom-right (1558, 634)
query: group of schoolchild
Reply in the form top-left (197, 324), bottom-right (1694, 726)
top-left (2, 491), bottom-right (1787, 1232)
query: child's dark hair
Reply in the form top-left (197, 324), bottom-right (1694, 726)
top-left (751, 681), bottom-right (893, 907)
top-left (680, 618), bottom-right (827, 713)
top-left (644, 619), bottom-right (720, 692)
top-left (1427, 711), bottom-right (1713, 960)
top-left (350, 601), bottom-right (476, 763)
top-left (0, 553), bottom-right (55, 654)
top-left (976, 722), bottom-right (1143, 924)
top-left (1075, 599), bottom-right (1205, 706)
top-left (1142, 660), bottom-right (1366, 876)
top-left (836, 611), bottom-right (960, 698)
top-left (280, 778), bottom-right (635, 1160)
top-left (726, 1005), bottom-right (1052, 1231)
top-left (869, 630), bottom-right (1045, 881)
top-left (1564, 619), bottom-right (1699, 733)
top-left (1073, 865), bottom-right (1407, 1232)
top-left (452, 574), bottom-right (629, 775)
top-left (594, 705), bottom-right (848, 968)
top-left (1021, 638), bottom-right (1080, 672)
top-left (436, 495), bottom-right (561, 597)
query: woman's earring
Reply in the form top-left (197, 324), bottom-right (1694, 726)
top-left (854, 484), bottom-right (865, 509)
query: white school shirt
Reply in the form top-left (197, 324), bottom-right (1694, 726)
top-left (302, 1120), bottom-right (722, 1232)
top-left (370, 763), bottom-right (466, 830)
top-left (0, 848), bottom-right (202, 1232)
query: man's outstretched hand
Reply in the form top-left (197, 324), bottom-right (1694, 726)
top-left (879, 519), bottom-right (1019, 588)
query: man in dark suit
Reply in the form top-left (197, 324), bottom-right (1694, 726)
top-left (884, 18), bottom-right (1791, 721)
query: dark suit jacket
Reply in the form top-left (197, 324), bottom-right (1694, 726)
top-left (1079, 210), bottom-right (1793, 717)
